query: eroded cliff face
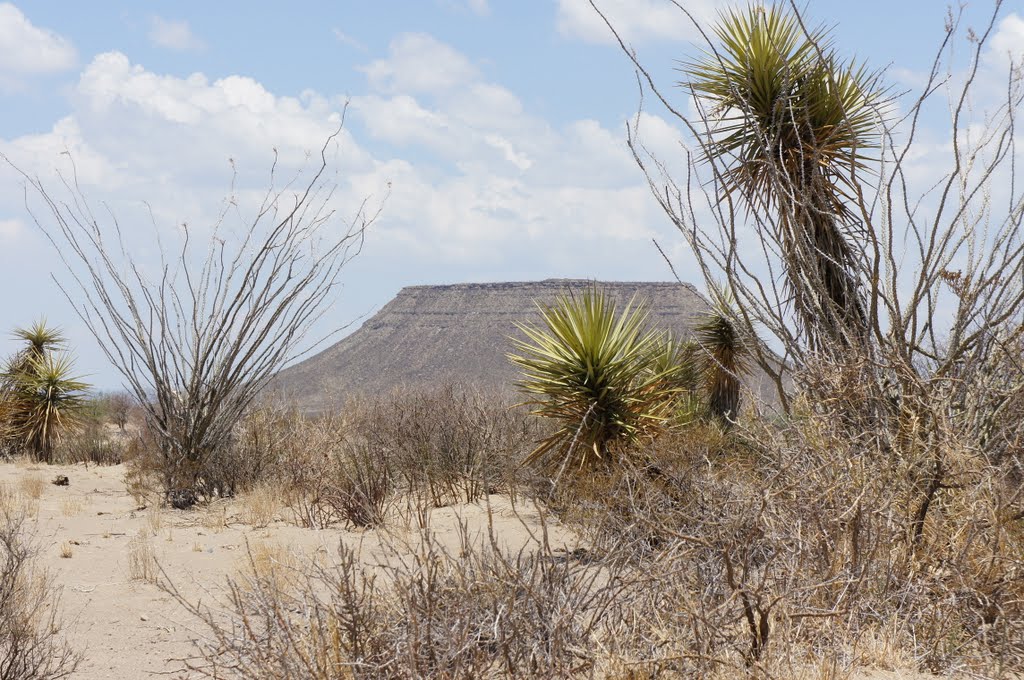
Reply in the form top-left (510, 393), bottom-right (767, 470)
top-left (273, 279), bottom-right (767, 412)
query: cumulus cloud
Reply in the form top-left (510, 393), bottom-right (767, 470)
top-left (0, 36), bottom-right (697, 386)
top-left (0, 3), bottom-right (76, 77)
top-left (986, 12), bottom-right (1024, 68)
top-left (360, 33), bottom-right (479, 95)
top-left (148, 16), bottom-right (204, 51)
top-left (556, 0), bottom-right (725, 45)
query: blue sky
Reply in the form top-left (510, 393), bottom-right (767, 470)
top-left (0, 1), bottom-right (1021, 389)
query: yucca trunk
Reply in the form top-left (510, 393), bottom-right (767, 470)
top-left (779, 178), bottom-right (868, 352)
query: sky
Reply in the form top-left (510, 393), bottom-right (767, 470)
top-left (0, 0), bottom-right (1021, 390)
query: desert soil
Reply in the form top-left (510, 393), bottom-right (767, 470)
top-left (0, 461), bottom-right (575, 679)
top-left (0, 461), bottom-right (965, 679)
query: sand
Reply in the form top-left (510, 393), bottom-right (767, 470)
top-left (0, 461), bottom-right (574, 679)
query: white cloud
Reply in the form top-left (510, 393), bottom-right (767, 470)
top-left (986, 13), bottom-right (1024, 68)
top-left (148, 16), bottom-right (204, 51)
top-left (0, 3), bottom-right (76, 76)
top-left (467, 0), bottom-right (489, 15)
top-left (556, 0), bottom-right (724, 45)
top-left (360, 33), bottom-right (478, 94)
top-left (332, 28), bottom-right (366, 51)
top-left (0, 217), bottom-right (21, 241)
top-left (0, 38), bottom-right (697, 386)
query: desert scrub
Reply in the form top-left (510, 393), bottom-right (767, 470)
top-left (172, 520), bottom-right (629, 679)
top-left (0, 485), bottom-right (80, 679)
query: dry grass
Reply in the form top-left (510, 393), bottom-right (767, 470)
top-left (61, 496), bottom-right (84, 517)
top-left (146, 503), bottom-right (164, 533)
top-left (0, 483), bottom-right (18, 517)
top-left (239, 482), bottom-right (279, 528)
top-left (235, 541), bottom-right (300, 595)
top-left (201, 501), bottom-right (230, 532)
top-left (0, 482), bottom-right (81, 677)
top-left (127, 530), bottom-right (157, 583)
top-left (18, 473), bottom-right (44, 501)
top-left (59, 542), bottom-right (73, 559)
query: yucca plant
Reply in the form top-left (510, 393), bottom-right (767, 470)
top-left (509, 287), bottom-right (680, 474)
top-left (695, 291), bottom-right (750, 426)
top-left (4, 320), bottom-right (65, 382)
top-left (648, 333), bottom-right (704, 425)
top-left (684, 3), bottom-right (881, 352)
top-left (1, 322), bottom-right (88, 462)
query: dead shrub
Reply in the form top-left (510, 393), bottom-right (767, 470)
top-left (173, 519), bottom-right (628, 679)
top-left (53, 419), bottom-right (125, 466)
top-left (279, 415), bottom-right (393, 530)
top-left (354, 384), bottom-right (537, 507)
top-left (0, 486), bottom-right (80, 679)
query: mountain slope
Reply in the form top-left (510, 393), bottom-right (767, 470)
top-left (273, 279), bottom-right (775, 411)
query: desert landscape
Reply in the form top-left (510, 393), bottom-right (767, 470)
top-left (2, 0), bottom-right (1024, 678)
top-left (0, 458), bottom-right (576, 679)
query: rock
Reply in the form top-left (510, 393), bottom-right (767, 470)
top-left (168, 488), bottom-right (197, 510)
top-left (52, 475), bottom-right (69, 486)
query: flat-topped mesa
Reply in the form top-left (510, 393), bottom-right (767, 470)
top-left (271, 279), bottom-right (770, 412)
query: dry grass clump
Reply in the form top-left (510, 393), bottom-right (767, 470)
top-left (17, 474), bottom-right (44, 501)
top-left (59, 497), bottom-right (83, 517)
top-left (239, 482), bottom-right (281, 529)
top-left (127, 530), bottom-right (158, 583)
top-left (0, 484), bottom-right (80, 678)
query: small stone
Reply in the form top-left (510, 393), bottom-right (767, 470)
top-left (140, 615), bottom-right (148, 622)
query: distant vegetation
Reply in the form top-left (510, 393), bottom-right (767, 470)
top-left (0, 321), bottom-right (87, 463)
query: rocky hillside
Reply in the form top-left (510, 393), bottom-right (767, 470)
top-left (273, 279), bottom-right (776, 412)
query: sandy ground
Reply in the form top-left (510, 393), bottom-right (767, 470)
top-left (0, 461), bottom-right (980, 679)
top-left (0, 461), bottom-right (577, 679)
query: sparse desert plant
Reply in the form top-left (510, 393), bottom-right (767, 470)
top-left (98, 391), bottom-right (133, 432)
top-left (0, 322), bottom-right (88, 464)
top-left (146, 504), bottom-right (164, 533)
top-left (0, 486), bottom-right (80, 679)
top-left (7, 121), bottom-right (383, 503)
top-left (239, 482), bottom-right (280, 529)
top-left (54, 417), bottom-right (124, 466)
top-left (355, 384), bottom-right (534, 508)
top-left (16, 475), bottom-right (43, 502)
top-left (172, 519), bottom-right (630, 679)
top-left (127, 530), bottom-right (157, 583)
top-left (59, 498), bottom-right (83, 517)
top-left (509, 287), bottom-right (681, 474)
top-left (279, 415), bottom-right (345, 529)
top-left (201, 502), bottom-right (230, 532)
top-left (695, 288), bottom-right (751, 426)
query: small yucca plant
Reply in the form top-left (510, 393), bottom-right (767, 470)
top-left (509, 287), bottom-right (680, 474)
top-left (1, 322), bottom-right (88, 462)
top-left (695, 291), bottom-right (750, 426)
